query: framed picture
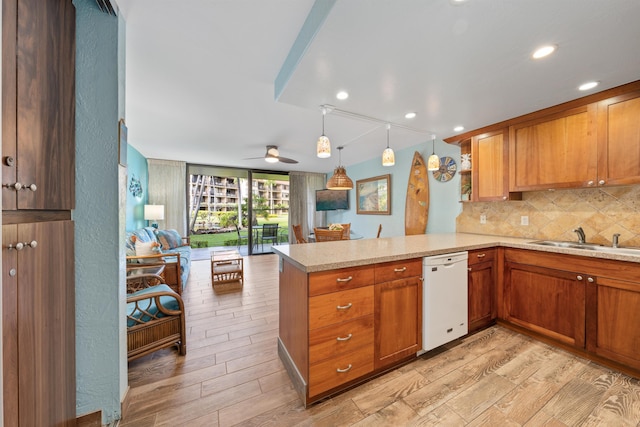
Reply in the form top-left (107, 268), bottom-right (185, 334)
top-left (118, 118), bottom-right (128, 166)
top-left (356, 174), bottom-right (391, 215)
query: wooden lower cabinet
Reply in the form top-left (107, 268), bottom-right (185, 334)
top-left (468, 249), bottom-right (496, 332)
top-left (2, 220), bottom-right (75, 426)
top-left (504, 260), bottom-right (586, 348)
top-left (586, 277), bottom-right (640, 370)
top-left (279, 258), bottom-right (422, 406)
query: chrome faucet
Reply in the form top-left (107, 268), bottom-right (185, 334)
top-left (612, 233), bottom-right (620, 248)
top-left (573, 227), bottom-right (586, 244)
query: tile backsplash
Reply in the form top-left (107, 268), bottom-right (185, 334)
top-left (456, 185), bottom-right (640, 247)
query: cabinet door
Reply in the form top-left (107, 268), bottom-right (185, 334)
top-left (2, 0), bottom-right (75, 210)
top-left (586, 277), bottom-right (640, 370)
top-left (468, 259), bottom-right (496, 332)
top-left (504, 262), bottom-right (585, 348)
top-left (509, 106), bottom-right (598, 191)
top-left (472, 129), bottom-right (511, 201)
top-left (2, 221), bottom-right (75, 426)
top-left (374, 277), bottom-right (422, 369)
top-left (597, 91), bottom-right (640, 186)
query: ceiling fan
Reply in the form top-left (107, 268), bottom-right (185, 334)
top-left (245, 145), bottom-right (299, 164)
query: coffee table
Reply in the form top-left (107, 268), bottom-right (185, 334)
top-left (211, 249), bottom-right (243, 286)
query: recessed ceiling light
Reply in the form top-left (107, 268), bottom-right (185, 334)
top-left (454, 126), bottom-right (465, 132)
top-left (532, 45), bottom-right (557, 59)
top-left (405, 112), bottom-right (417, 119)
top-left (578, 81), bottom-right (599, 91)
top-left (336, 91), bottom-right (349, 100)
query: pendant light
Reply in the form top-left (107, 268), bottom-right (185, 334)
top-left (316, 108), bottom-right (331, 158)
top-left (326, 146), bottom-right (353, 190)
top-left (427, 134), bottom-right (439, 171)
top-left (382, 124), bottom-right (395, 167)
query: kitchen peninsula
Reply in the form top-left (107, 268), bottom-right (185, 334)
top-left (272, 233), bottom-right (640, 406)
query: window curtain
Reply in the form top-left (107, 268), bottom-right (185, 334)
top-left (147, 159), bottom-right (187, 235)
top-left (289, 172), bottom-right (326, 243)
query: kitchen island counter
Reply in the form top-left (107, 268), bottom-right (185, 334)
top-left (272, 232), bottom-right (640, 272)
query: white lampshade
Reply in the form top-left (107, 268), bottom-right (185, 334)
top-left (427, 154), bottom-right (440, 171)
top-left (317, 135), bottom-right (331, 158)
top-left (144, 204), bottom-right (164, 221)
top-left (382, 147), bottom-right (395, 166)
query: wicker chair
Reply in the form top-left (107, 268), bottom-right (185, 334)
top-left (293, 224), bottom-right (307, 243)
top-left (126, 274), bottom-right (187, 361)
top-left (314, 228), bottom-right (344, 242)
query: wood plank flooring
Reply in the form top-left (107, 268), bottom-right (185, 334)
top-left (121, 254), bottom-right (640, 426)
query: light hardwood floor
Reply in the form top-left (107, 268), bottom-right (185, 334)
top-left (122, 254), bottom-right (640, 427)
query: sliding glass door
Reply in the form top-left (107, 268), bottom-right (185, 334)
top-left (187, 165), bottom-right (289, 255)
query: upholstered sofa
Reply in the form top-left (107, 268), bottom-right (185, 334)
top-left (126, 280), bottom-right (187, 361)
top-left (126, 227), bottom-right (192, 294)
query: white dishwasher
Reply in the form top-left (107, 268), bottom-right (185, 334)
top-left (421, 251), bottom-right (468, 352)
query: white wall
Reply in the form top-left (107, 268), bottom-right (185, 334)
top-left (327, 139), bottom-right (462, 237)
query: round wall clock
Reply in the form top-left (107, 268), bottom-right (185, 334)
top-left (432, 156), bottom-right (457, 182)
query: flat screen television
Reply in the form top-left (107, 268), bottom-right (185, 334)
top-left (316, 189), bottom-right (349, 211)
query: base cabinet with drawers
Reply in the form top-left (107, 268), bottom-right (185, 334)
top-left (278, 258), bottom-right (422, 406)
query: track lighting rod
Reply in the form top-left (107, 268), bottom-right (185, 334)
top-left (320, 104), bottom-right (434, 136)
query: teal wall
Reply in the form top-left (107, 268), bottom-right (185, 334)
top-left (74, 0), bottom-right (124, 423)
top-left (327, 139), bottom-right (461, 238)
top-left (126, 145), bottom-right (148, 231)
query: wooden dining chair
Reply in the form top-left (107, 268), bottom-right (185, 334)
top-left (376, 224), bottom-right (382, 238)
top-left (314, 228), bottom-right (344, 242)
top-left (292, 224), bottom-right (307, 244)
top-left (340, 223), bottom-right (351, 240)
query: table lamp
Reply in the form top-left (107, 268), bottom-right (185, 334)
top-left (144, 204), bottom-right (164, 229)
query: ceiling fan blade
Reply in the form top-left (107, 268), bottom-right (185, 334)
top-left (277, 156), bottom-right (298, 164)
top-left (242, 156), bottom-right (266, 160)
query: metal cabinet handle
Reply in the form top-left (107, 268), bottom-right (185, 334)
top-left (336, 364), bottom-right (352, 373)
top-left (336, 276), bottom-right (353, 282)
top-left (598, 180), bottom-right (605, 185)
top-left (587, 181), bottom-right (594, 186)
top-left (502, 196), bottom-right (507, 200)
top-left (7, 241), bottom-right (37, 251)
top-left (336, 334), bottom-right (352, 341)
top-left (336, 303), bottom-right (352, 310)
top-left (394, 267), bottom-right (407, 272)
top-left (577, 275), bottom-right (583, 281)
top-left (476, 253), bottom-right (486, 258)
top-left (587, 277), bottom-right (594, 283)
top-left (2, 182), bottom-right (37, 191)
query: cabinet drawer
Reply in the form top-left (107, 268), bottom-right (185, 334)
top-left (468, 248), bottom-right (495, 266)
top-left (309, 286), bottom-right (374, 329)
top-left (309, 346), bottom-right (374, 398)
top-left (309, 266), bottom-right (374, 296)
top-left (309, 314), bottom-right (374, 364)
top-left (374, 259), bottom-right (422, 283)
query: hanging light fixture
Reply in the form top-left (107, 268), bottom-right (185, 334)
top-left (326, 146), bottom-right (353, 190)
top-left (316, 107), bottom-right (331, 158)
top-left (382, 124), bottom-right (395, 167)
top-left (427, 134), bottom-right (439, 171)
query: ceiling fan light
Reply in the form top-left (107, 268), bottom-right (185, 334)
top-left (264, 155), bottom-right (279, 163)
top-left (317, 135), bottom-right (331, 158)
top-left (326, 166), bottom-right (353, 190)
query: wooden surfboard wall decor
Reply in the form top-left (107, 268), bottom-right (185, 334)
top-left (405, 151), bottom-right (429, 235)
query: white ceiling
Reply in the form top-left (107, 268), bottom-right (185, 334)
top-left (117, 0), bottom-right (640, 174)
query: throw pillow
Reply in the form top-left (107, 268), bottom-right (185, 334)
top-left (157, 229), bottom-right (183, 250)
top-left (135, 240), bottom-right (161, 257)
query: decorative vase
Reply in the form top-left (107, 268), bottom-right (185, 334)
top-left (461, 153), bottom-right (471, 170)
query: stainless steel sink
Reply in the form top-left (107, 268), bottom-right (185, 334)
top-left (529, 240), bottom-right (640, 256)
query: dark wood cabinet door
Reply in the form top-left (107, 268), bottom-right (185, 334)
top-left (3, 221), bottom-right (75, 426)
top-left (586, 277), bottom-right (640, 370)
top-left (504, 261), bottom-right (586, 348)
top-left (374, 277), bottom-right (422, 369)
top-left (468, 260), bottom-right (496, 332)
top-left (2, 0), bottom-right (75, 210)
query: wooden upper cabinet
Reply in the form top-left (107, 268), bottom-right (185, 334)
top-left (509, 105), bottom-right (598, 191)
top-left (2, 0), bottom-right (76, 210)
top-left (596, 90), bottom-right (640, 186)
top-left (472, 128), bottom-right (518, 201)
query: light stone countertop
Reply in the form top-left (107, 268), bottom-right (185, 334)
top-left (271, 232), bottom-right (640, 273)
